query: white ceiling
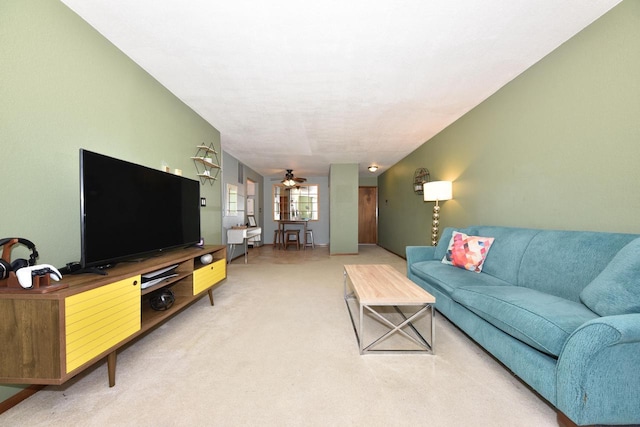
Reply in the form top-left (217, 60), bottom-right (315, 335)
top-left (61, 0), bottom-right (620, 179)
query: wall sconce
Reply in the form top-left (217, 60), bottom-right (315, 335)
top-left (413, 168), bottom-right (430, 194)
top-left (368, 165), bottom-right (378, 173)
top-left (423, 181), bottom-right (453, 246)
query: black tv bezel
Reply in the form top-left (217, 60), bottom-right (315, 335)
top-left (79, 149), bottom-right (201, 270)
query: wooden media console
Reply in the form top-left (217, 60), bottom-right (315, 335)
top-left (0, 245), bottom-right (226, 387)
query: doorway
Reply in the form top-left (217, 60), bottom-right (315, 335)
top-left (358, 186), bottom-right (377, 244)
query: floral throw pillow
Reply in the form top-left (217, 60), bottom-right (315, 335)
top-left (442, 231), bottom-right (494, 273)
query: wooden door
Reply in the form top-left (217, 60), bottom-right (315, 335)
top-left (358, 187), bottom-right (377, 244)
top-left (279, 194), bottom-right (289, 219)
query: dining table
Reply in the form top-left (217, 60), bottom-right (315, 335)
top-left (277, 219), bottom-right (309, 249)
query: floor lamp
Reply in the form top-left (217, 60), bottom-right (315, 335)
top-left (423, 181), bottom-right (453, 246)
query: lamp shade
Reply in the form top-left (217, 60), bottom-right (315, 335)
top-left (423, 181), bottom-right (453, 202)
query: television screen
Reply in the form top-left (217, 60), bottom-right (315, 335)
top-left (80, 149), bottom-right (201, 269)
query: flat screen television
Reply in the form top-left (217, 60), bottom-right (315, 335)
top-left (80, 149), bottom-right (201, 270)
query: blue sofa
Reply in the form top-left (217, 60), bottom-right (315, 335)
top-left (406, 226), bottom-right (640, 426)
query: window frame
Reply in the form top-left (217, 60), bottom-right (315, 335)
top-left (273, 184), bottom-right (319, 221)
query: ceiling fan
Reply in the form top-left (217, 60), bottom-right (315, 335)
top-left (281, 169), bottom-right (306, 187)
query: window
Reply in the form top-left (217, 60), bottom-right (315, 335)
top-left (273, 184), bottom-right (319, 221)
top-left (226, 183), bottom-right (239, 216)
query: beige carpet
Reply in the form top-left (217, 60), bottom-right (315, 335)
top-left (1, 245), bottom-right (557, 426)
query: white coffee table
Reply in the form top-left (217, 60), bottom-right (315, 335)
top-left (343, 264), bottom-right (436, 355)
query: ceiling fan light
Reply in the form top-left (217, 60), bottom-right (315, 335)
top-left (282, 169), bottom-right (303, 187)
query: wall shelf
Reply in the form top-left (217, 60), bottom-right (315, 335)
top-left (413, 168), bottom-right (431, 195)
top-left (192, 142), bottom-right (221, 185)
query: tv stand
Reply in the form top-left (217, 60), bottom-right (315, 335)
top-left (0, 245), bottom-right (226, 388)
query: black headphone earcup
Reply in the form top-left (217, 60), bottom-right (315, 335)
top-left (11, 258), bottom-right (29, 272)
top-left (0, 259), bottom-right (11, 280)
top-left (29, 249), bottom-right (39, 266)
top-left (150, 289), bottom-right (175, 311)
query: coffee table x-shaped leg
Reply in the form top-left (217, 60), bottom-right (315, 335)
top-left (343, 265), bottom-right (435, 355)
top-left (357, 303), bottom-right (433, 354)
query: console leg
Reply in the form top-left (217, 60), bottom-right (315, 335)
top-left (107, 351), bottom-right (117, 387)
top-left (208, 289), bottom-right (215, 306)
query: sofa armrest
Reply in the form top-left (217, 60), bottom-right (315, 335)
top-left (556, 313), bottom-right (640, 426)
top-left (405, 246), bottom-right (435, 275)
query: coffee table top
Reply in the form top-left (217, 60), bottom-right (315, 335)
top-left (344, 264), bottom-right (435, 306)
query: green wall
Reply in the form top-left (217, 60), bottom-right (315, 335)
top-left (379, 0), bottom-right (640, 257)
top-left (359, 176), bottom-right (378, 187)
top-left (329, 164), bottom-right (359, 254)
top-left (0, 0), bottom-right (222, 402)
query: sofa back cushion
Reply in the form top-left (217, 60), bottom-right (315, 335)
top-left (518, 231), bottom-right (637, 302)
top-left (434, 227), bottom-right (456, 260)
top-left (436, 226), bottom-right (540, 284)
top-left (580, 237), bottom-right (640, 316)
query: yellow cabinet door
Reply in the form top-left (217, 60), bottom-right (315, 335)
top-left (65, 276), bottom-right (141, 373)
top-left (193, 259), bottom-right (226, 295)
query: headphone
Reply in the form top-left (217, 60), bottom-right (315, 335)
top-left (0, 238), bottom-right (39, 280)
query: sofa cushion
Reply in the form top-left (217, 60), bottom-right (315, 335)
top-left (410, 261), bottom-right (511, 295)
top-left (451, 286), bottom-right (599, 357)
top-left (436, 226), bottom-right (541, 285)
top-left (434, 227), bottom-right (456, 260)
top-left (442, 231), bottom-right (494, 273)
top-left (580, 237), bottom-right (640, 316)
top-left (517, 231), bottom-right (637, 302)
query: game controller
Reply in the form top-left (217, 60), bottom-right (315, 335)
top-left (16, 264), bottom-right (62, 289)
